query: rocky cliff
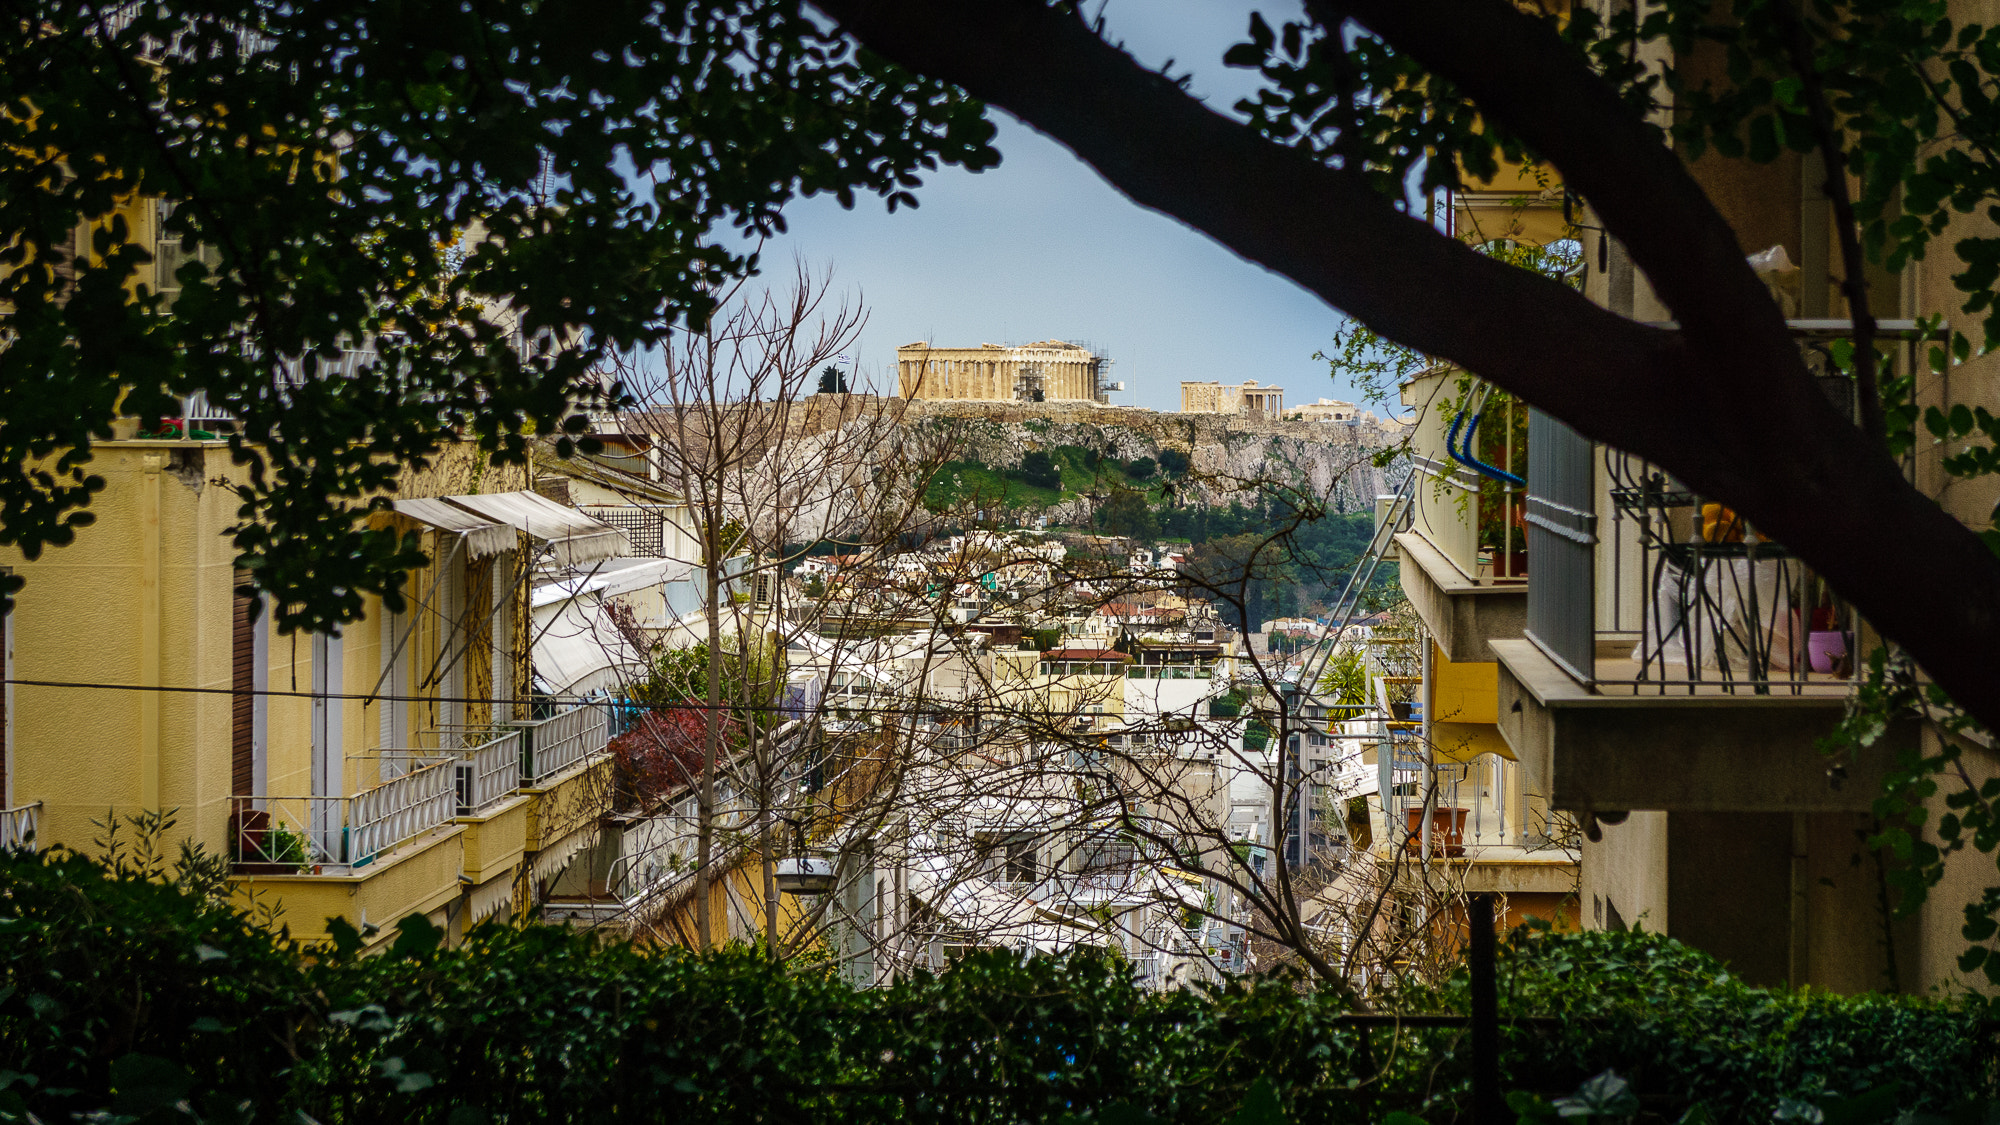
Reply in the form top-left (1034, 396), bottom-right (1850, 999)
top-left (823, 397), bottom-right (1402, 514)
top-left (724, 395), bottom-right (1408, 539)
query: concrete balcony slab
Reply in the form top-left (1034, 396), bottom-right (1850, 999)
top-left (1393, 531), bottom-right (1527, 664)
top-left (1492, 639), bottom-right (1905, 814)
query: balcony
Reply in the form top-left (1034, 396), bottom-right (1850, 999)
top-left (176, 345), bottom-right (381, 432)
top-left (1396, 369), bottom-right (1529, 663)
top-left (512, 704), bottom-right (611, 786)
top-left (2, 801), bottom-right (42, 851)
top-left (510, 704), bottom-right (615, 860)
top-left (378, 727), bottom-right (527, 817)
top-left (229, 758), bottom-right (458, 875)
top-left (1498, 387), bottom-right (1917, 814)
top-left (542, 805), bottom-right (698, 930)
top-left (1125, 664), bottom-right (1213, 680)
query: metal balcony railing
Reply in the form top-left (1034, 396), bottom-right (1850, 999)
top-left (1126, 665), bottom-right (1213, 680)
top-left (1, 802), bottom-right (42, 851)
top-left (176, 346), bottom-right (383, 428)
top-left (378, 727), bottom-right (526, 816)
top-left (1525, 436), bottom-right (1864, 696)
top-left (1519, 322), bottom-right (1925, 695)
top-left (230, 758), bottom-right (456, 872)
top-left (1596, 449), bottom-right (1861, 695)
top-left (511, 703), bottom-right (611, 785)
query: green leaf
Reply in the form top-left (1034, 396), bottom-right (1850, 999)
top-left (389, 913), bottom-right (444, 961)
top-left (1554, 1070), bottom-right (1639, 1119)
top-left (1230, 1077), bottom-right (1286, 1125)
top-left (376, 1057), bottom-right (436, 1094)
top-left (109, 1053), bottom-right (192, 1117)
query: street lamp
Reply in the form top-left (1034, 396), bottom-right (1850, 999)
top-left (774, 856), bottom-right (837, 896)
top-left (774, 814), bottom-right (837, 895)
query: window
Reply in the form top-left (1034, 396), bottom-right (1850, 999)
top-left (152, 202), bottom-right (222, 309)
top-left (1004, 837), bottom-right (1038, 884)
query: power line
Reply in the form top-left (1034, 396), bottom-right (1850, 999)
top-left (0, 677), bottom-right (1362, 733)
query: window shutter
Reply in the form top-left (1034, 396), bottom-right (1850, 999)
top-left (231, 570), bottom-right (255, 795)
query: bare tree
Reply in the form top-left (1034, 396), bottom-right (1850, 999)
top-left (600, 264), bottom-right (967, 951)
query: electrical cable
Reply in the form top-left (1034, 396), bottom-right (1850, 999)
top-left (0, 676), bottom-right (1327, 727)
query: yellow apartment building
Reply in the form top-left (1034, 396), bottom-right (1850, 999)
top-left (0, 435), bottom-right (628, 950)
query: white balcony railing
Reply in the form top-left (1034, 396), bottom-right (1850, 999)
top-left (177, 346), bottom-right (381, 428)
top-left (1, 802), bottom-right (42, 851)
top-left (1126, 665), bottom-right (1213, 680)
top-left (390, 727), bottom-right (527, 815)
top-left (456, 729), bottom-right (524, 813)
top-left (231, 759), bottom-right (456, 872)
top-left (512, 704), bottom-right (611, 785)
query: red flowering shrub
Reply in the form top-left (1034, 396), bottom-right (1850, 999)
top-left (609, 708), bottom-right (716, 809)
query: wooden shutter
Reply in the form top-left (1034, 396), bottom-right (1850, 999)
top-left (231, 570), bottom-right (255, 795)
top-left (1, 569), bottom-right (9, 807)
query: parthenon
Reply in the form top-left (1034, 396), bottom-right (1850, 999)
top-left (897, 340), bottom-right (1106, 404)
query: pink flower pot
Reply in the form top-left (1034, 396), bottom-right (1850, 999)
top-left (1808, 630), bottom-right (1850, 675)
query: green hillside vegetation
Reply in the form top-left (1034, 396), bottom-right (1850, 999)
top-left (921, 445), bottom-right (1389, 625)
top-left (923, 444), bottom-right (1168, 511)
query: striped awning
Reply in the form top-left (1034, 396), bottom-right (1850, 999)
top-left (531, 823), bottom-right (600, 883)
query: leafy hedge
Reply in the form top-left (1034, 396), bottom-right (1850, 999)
top-left (1, 847), bottom-right (1992, 1124)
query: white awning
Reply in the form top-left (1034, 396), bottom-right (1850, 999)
top-left (531, 603), bottom-right (649, 697)
top-left (530, 556), bottom-right (693, 609)
top-left (390, 497), bottom-right (517, 559)
top-left (444, 491), bottom-right (632, 566)
top-left (466, 871), bottom-right (519, 922)
top-left (532, 823), bottom-right (600, 883)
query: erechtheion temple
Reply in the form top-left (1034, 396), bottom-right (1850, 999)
top-left (1179, 380), bottom-right (1284, 420)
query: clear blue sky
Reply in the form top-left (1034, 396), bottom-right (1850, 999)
top-left (737, 1), bottom-right (1366, 415)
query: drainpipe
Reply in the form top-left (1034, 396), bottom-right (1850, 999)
top-left (139, 455), bottom-right (163, 810)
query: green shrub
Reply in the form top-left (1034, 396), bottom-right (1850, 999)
top-left (1, 848), bottom-right (1992, 1124)
top-left (1016, 450), bottom-right (1061, 490)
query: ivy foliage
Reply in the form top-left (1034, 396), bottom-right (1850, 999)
top-left (0, 1), bottom-right (995, 632)
top-left (2, 846), bottom-right (1994, 1124)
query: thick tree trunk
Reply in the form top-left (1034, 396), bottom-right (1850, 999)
top-left (817, 0), bottom-right (2000, 730)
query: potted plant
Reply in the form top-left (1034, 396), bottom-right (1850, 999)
top-left (232, 814), bottom-right (311, 875)
top-left (1802, 576), bottom-right (1853, 678)
top-left (1403, 806), bottom-right (1468, 858)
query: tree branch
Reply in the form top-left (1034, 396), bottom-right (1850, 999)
top-left (1774, 0), bottom-right (1884, 451)
top-left (815, 0), bottom-right (2000, 728)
